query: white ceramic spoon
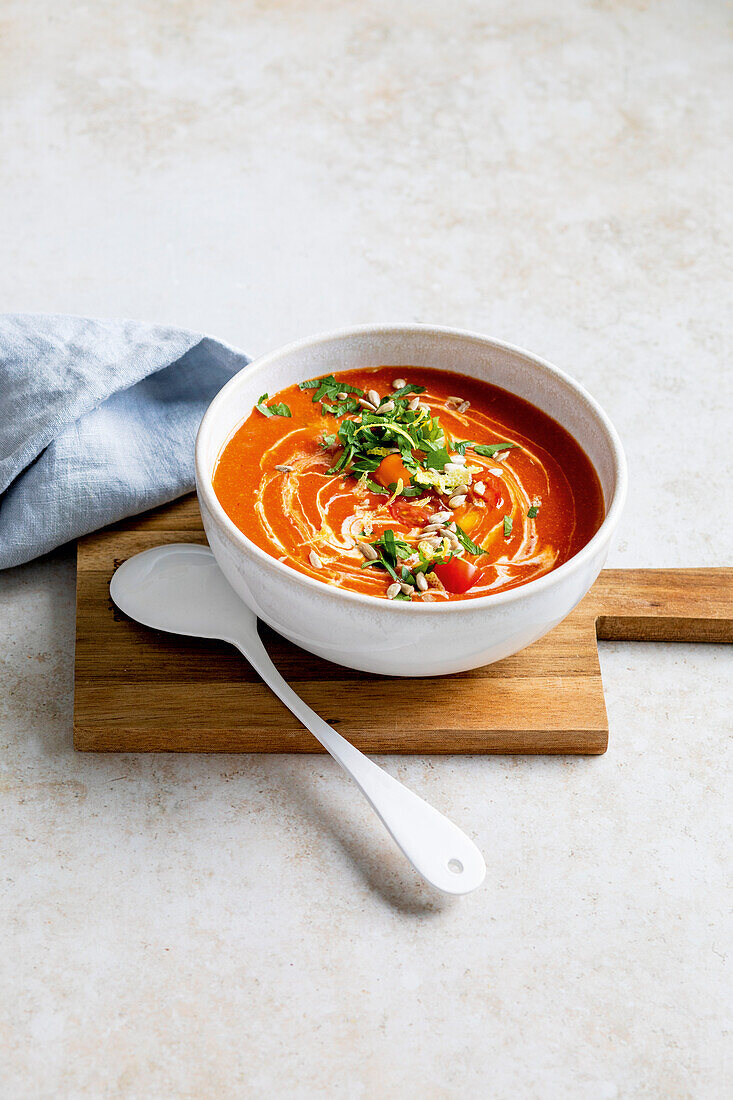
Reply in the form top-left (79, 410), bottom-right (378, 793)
top-left (110, 544), bottom-right (486, 895)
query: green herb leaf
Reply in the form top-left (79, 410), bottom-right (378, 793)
top-left (350, 455), bottom-right (382, 474)
top-left (311, 375), bottom-right (364, 404)
top-left (365, 478), bottom-right (389, 496)
top-left (298, 378), bottom-right (321, 390)
top-left (423, 447), bottom-right (451, 471)
top-left (453, 523), bottom-right (483, 556)
top-left (326, 444), bottom-right (355, 475)
top-left (472, 442), bottom-right (518, 458)
top-left (361, 529), bottom-right (414, 582)
top-left (381, 558), bottom-right (401, 583)
top-left (391, 383), bottom-right (426, 399)
top-left (256, 393), bottom-right (291, 417)
top-left (527, 505), bottom-right (539, 518)
top-left (337, 399), bottom-right (362, 416)
top-left (503, 514), bottom-right (513, 537)
top-left (381, 528), bottom-right (411, 562)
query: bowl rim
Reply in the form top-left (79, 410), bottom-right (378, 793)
top-left (195, 323), bottom-right (628, 614)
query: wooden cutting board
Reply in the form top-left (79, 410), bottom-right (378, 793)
top-left (73, 494), bottom-right (732, 754)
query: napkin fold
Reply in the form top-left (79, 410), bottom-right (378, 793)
top-left (0, 314), bottom-right (249, 569)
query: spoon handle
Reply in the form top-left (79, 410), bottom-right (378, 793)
top-left (232, 632), bottom-right (486, 895)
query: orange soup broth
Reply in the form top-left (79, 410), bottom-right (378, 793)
top-left (213, 367), bottom-right (604, 601)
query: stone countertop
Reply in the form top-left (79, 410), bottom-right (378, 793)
top-left (1, 2), bottom-right (731, 1097)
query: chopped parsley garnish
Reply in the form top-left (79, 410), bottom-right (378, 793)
top-left (324, 393), bottom-right (450, 497)
top-left (423, 447), bottom-right (451, 471)
top-left (365, 478), bottom-right (389, 496)
top-left (302, 374), bottom-right (364, 407)
top-left (453, 523), bottom-right (483, 556)
top-left (454, 441), bottom-right (518, 458)
top-left (256, 393), bottom-right (291, 418)
top-left (503, 515), bottom-right (513, 537)
top-left (391, 383), bottom-right (426, 399)
top-left (320, 399), bottom-right (361, 417)
top-left (527, 505), bottom-right (539, 518)
top-left (361, 529), bottom-right (415, 586)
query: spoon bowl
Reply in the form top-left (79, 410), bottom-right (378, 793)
top-left (111, 542), bottom-right (257, 643)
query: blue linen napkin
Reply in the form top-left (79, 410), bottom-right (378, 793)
top-left (0, 313), bottom-right (249, 569)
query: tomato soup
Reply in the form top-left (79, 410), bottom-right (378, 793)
top-left (213, 367), bottom-right (604, 602)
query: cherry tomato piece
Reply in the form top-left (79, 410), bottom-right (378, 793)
top-left (433, 557), bottom-right (480, 594)
top-left (473, 472), bottom-right (505, 511)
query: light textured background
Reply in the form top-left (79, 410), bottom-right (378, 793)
top-left (1, 2), bottom-right (731, 1097)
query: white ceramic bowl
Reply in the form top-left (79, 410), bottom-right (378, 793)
top-left (196, 325), bottom-right (627, 676)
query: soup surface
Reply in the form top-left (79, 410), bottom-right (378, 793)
top-left (213, 367), bottom-right (604, 602)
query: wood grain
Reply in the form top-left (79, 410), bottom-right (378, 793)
top-left (73, 494), bottom-right (732, 755)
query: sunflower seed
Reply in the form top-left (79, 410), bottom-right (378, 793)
top-left (356, 540), bottom-right (378, 561)
top-left (358, 398), bottom-right (378, 412)
top-left (309, 550), bottom-right (323, 569)
top-left (408, 396), bottom-right (420, 412)
top-left (377, 399), bottom-right (395, 414)
top-left (421, 524), bottom-right (442, 535)
top-left (418, 402), bottom-right (431, 414)
top-left (386, 582), bottom-right (402, 599)
top-left (457, 401), bottom-right (470, 413)
top-left (415, 572), bottom-right (428, 592)
top-left (274, 464), bottom-right (293, 472)
top-left (495, 451), bottom-right (510, 461)
top-left (428, 510), bottom-right (452, 524)
top-left (392, 378), bottom-right (407, 390)
top-left (399, 582), bottom-right (414, 595)
top-left (448, 495), bottom-right (467, 508)
top-left (448, 453), bottom-right (466, 465)
top-left (336, 391), bottom-right (348, 400)
top-left (367, 389), bottom-right (381, 407)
